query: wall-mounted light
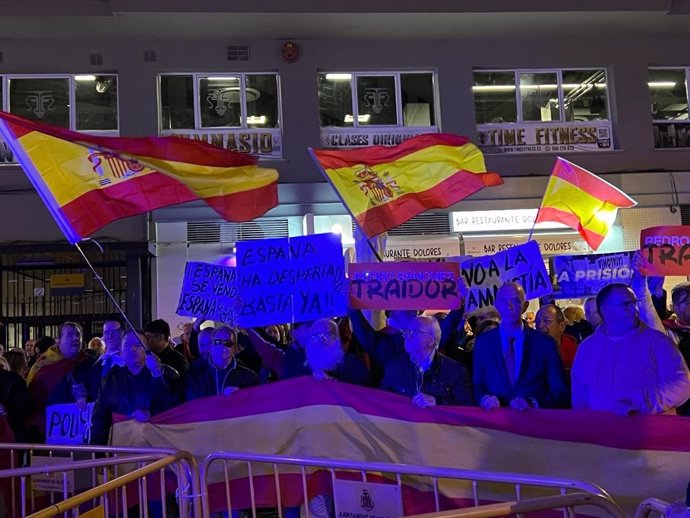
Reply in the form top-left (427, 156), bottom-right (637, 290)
top-left (344, 114), bottom-right (370, 123)
top-left (74, 75), bottom-right (96, 82)
top-left (246, 116), bottom-right (267, 125)
top-left (325, 73), bottom-right (352, 81)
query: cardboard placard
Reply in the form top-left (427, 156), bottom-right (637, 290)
top-left (348, 262), bottom-right (461, 310)
top-left (236, 233), bottom-right (347, 327)
top-left (461, 240), bottom-right (551, 311)
top-left (45, 403), bottom-right (94, 445)
top-left (551, 251), bottom-right (635, 298)
top-left (640, 225), bottom-right (690, 275)
top-left (176, 262), bottom-right (240, 324)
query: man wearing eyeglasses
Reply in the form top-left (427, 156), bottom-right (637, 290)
top-left (380, 316), bottom-right (472, 408)
top-left (143, 319), bottom-right (189, 379)
top-left (184, 326), bottom-right (258, 401)
top-left (474, 282), bottom-right (569, 412)
top-left (572, 283), bottom-right (690, 415)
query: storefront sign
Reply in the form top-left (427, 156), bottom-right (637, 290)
top-left (320, 127), bottom-right (438, 148)
top-left (476, 121), bottom-right (613, 154)
top-left (383, 236), bottom-right (460, 261)
top-left (50, 273), bottom-right (85, 296)
top-left (348, 262), bottom-right (461, 310)
top-left (160, 129), bottom-right (282, 159)
top-left (46, 403), bottom-right (94, 445)
top-left (176, 262), bottom-right (239, 324)
top-left (452, 209), bottom-right (567, 233)
top-left (461, 240), bottom-right (551, 311)
top-left (333, 479), bottom-right (402, 518)
top-left (551, 251), bottom-right (635, 299)
top-left (236, 233), bottom-right (347, 327)
top-left (463, 233), bottom-right (589, 257)
top-left (640, 225), bottom-right (690, 276)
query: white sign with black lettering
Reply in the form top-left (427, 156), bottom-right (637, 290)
top-left (383, 236), bottom-right (461, 262)
top-left (464, 234), bottom-right (589, 257)
top-left (452, 209), bottom-right (567, 233)
top-left (30, 455), bottom-right (75, 493)
top-left (334, 480), bottom-right (402, 518)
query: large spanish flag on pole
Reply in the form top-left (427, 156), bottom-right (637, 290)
top-left (535, 157), bottom-right (636, 251)
top-left (309, 134), bottom-right (503, 238)
top-left (0, 111), bottom-right (279, 244)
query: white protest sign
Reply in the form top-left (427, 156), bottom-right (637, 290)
top-left (236, 233), bottom-right (347, 327)
top-left (333, 479), bottom-right (402, 518)
top-left (30, 454), bottom-right (76, 492)
top-left (461, 240), bottom-right (552, 311)
top-left (46, 403), bottom-right (94, 445)
top-left (176, 262), bottom-right (240, 324)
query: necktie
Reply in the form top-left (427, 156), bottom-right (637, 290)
top-left (505, 336), bottom-right (516, 386)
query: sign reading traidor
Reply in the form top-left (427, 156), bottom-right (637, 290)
top-left (348, 262), bottom-right (461, 310)
top-left (640, 225), bottom-right (690, 276)
top-left (551, 251), bottom-right (635, 299)
top-left (461, 240), bottom-right (552, 311)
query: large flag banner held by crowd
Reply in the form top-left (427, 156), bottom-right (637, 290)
top-left (0, 111), bottom-right (279, 244)
top-left (309, 133), bottom-right (503, 238)
top-left (461, 240), bottom-right (551, 311)
top-left (535, 157), bottom-right (636, 251)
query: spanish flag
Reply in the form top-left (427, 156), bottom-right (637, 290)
top-left (535, 157), bottom-right (636, 251)
top-left (309, 134), bottom-right (502, 238)
top-left (0, 111), bottom-right (279, 244)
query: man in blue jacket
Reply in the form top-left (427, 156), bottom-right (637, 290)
top-left (473, 282), bottom-right (569, 410)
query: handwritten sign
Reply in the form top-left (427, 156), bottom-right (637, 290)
top-left (46, 403), bottom-right (94, 445)
top-left (640, 226), bottom-right (690, 275)
top-left (176, 262), bottom-right (240, 324)
top-left (551, 251), bottom-right (635, 298)
top-left (348, 262), bottom-right (461, 310)
top-left (461, 240), bottom-right (551, 311)
top-left (236, 233), bottom-right (347, 327)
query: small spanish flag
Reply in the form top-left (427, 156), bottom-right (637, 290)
top-left (309, 134), bottom-right (503, 238)
top-left (0, 111), bottom-right (279, 244)
top-left (535, 157), bottom-right (636, 251)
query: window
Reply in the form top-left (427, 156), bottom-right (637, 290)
top-left (649, 68), bottom-right (690, 148)
top-left (473, 68), bottom-right (609, 124)
top-left (473, 68), bottom-right (612, 154)
top-left (318, 72), bottom-right (437, 128)
top-left (158, 73), bottom-right (282, 158)
top-left (5, 74), bottom-right (118, 131)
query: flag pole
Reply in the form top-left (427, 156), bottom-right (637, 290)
top-left (74, 241), bottom-right (140, 335)
top-left (307, 147), bottom-right (384, 262)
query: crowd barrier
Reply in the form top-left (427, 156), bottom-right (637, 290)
top-left (0, 443), bottom-right (198, 518)
top-left (633, 498), bottom-right (673, 518)
top-left (199, 451), bottom-right (615, 518)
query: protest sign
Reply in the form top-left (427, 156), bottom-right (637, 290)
top-left (551, 251), bottom-right (635, 298)
top-left (640, 225), bottom-right (690, 276)
top-left (236, 233), bottom-right (347, 327)
top-left (461, 240), bottom-right (551, 311)
top-left (176, 262), bottom-right (240, 324)
top-left (46, 403), bottom-right (94, 445)
top-left (348, 262), bottom-right (461, 310)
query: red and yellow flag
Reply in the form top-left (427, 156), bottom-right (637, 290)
top-left (309, 134), bottom-right (502, 238)
top-left (0, 111), bottom-right (279, 244)
top-left (535, 157), bottom-right (636, 251)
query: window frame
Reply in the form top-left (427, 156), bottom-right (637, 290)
top-left (473, 67), bottom-right (611, 125)
top-left (648, 66), bottom-right (689, 124)
top-left (318, 70), bottom-right (440, 129)
top-left (2, 73), bottom-right (121, 134)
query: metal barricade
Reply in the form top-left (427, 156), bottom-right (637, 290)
top-left (0, 443), bottom-right (200, 518)
top-left (200, 451), bottom-right (614, 518)
top-left (405, 492), bottom-right (626, 518)
top-left (634, 497), bottom-right (673, 518)
top-left (24, 451), bottom-right (200, 518)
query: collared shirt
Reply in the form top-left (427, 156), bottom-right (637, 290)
top-left (500, 323), bottom-right (524, 381)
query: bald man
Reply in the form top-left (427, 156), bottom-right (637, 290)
top-left (473, 282), bottom-right (569, 411)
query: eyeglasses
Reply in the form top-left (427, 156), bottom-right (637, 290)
top-left (603, 300), bottom-right (639, 309)
top-left (103, 330), bottom-right (122, 337)
top-left (212, 339), bottom-right (235, 348)
top-left (401, 329), bottom-right (434, 339)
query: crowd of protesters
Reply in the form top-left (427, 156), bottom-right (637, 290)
top-left (0, 255), bottom-right (689, 447)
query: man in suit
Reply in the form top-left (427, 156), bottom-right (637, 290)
top-left (473, 282), bottom-right (569, 411)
